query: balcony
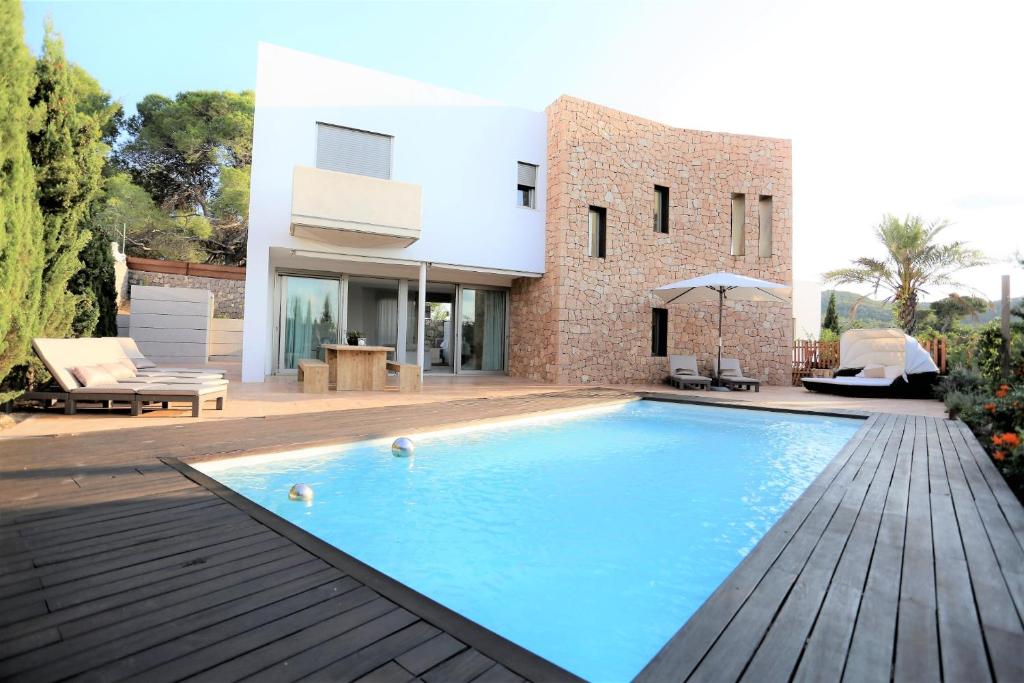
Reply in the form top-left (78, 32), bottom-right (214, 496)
top-left (290, 166), bottom-right (422, 248)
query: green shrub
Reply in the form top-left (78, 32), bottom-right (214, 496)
top-left (944, 391), bottom-right (982, 422)
top-left (937, 366), bottom-right (986, 401)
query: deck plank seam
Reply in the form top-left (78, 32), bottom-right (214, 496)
top-left (941, 421), bottom-right (1000, 681)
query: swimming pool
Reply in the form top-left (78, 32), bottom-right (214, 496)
top-left (198, 400), bottom-right (861, 682)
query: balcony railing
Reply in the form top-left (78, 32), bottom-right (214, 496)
top-left (290, 166), bottom-right (422, 248)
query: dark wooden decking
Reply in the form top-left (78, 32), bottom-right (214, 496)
top-left (638, 411), bottom-right (1024, 683)
top-left (1, 392), bottom-right (1022, 682)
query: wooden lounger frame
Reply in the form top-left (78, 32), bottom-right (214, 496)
top-left (21, 385), bottom-right (226, 418)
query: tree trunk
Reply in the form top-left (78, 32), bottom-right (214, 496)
top-left (897, 289), bottom-right (918, 333)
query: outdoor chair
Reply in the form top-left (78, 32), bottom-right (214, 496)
top-left (713, 358), bottom-right (761, 392)
top-left (667, 355), bottom-right (712, 390)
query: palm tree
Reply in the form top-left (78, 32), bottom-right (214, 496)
top-left (824, 215), bottom-right (987, 334)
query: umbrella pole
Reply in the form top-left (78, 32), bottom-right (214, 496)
top-left (716, 288), bottom-right (724, 387)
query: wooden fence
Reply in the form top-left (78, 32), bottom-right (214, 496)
top-left (792, 336), bottom-right (947, 385)
top-left (126, 256), bottom-right (246, 281)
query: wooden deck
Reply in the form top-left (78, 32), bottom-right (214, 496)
top-left (1, 391), bottom-right (1022, 682)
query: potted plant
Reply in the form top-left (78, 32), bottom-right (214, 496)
top-left (346, 330), bottom-right (361, 345)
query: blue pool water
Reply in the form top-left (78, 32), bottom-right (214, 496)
top-left (201, 400), bottom-right (860, 682)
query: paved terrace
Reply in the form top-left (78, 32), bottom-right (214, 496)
top-left (1, 368), bottom-right (945, 439)
top-left (1, 390), bottom-right (1021, 682)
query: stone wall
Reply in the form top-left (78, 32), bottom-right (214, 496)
top-left (126, 270), bottom-right (245, 318)
top-left (509, 96), bottom-right (793, 385)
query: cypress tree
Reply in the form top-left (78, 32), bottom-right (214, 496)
top-left (0, 0), bottom-right (46, 402)
top-left (28, 23), bottom-right (105, 338)
top-left (69, 230), bottom-right (118, 336)
top-left (822, 291), bottom-right (841, 336)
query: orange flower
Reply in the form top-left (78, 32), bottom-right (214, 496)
top-left (984, 403), bottom-right (997, 413)
top-left (996, 384), bottom-right (1010, 398)
top-left (993, 450), bottom-right (1006, 462)
top-left (999, 432), bottom-right (1021, 448)
top-left (993, 434), bottom-right (1004, 446)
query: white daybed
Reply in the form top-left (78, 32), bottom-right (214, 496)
top-left (801, 329), bottom-right (939, 398)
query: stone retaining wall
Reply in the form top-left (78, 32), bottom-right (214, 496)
top-left (126, 270), bottom-right (245, 318)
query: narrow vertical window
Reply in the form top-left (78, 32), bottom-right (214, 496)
top-left (588, 206), bottom-right (607, 258)
top-left (730, 193), bottom-right (746, 256)
top-left (758, 195), bottom-right (773, 257)
top-left (652, 308), bottom-right (668, 357)
top-left (654, 185), bottom-right (669, 233)
top-left (517, 162), bottom-right (537, 208)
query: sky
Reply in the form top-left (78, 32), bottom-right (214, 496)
top-left (22, 0), bottom-right (1024, 301)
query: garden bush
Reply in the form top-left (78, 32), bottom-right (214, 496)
top-left (954, 382), bottom-right (1024, 497)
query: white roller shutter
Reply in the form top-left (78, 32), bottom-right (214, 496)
top-left (316, 123), bottom-right (393, 179)
top-left (517, 162), bottom-right (537, 188)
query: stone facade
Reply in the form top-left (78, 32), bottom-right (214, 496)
top-left (509, 96), bottom-right (793, 385)
top-left (126, 270), bottom-right (246, 319)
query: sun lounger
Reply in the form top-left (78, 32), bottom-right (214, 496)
top-left (667, 355), bottom-right (712, 389)
top-left (108, 337), bottom-right (228, 378)
top-left (30, 338), bottom-right (228, 417)
top-left (713, 358), bottom-right (761, 392)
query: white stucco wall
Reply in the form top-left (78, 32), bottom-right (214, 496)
top-left (792, 279), bottom-right (823, 340)
top-left (243, 43), bottom-right (548, 381)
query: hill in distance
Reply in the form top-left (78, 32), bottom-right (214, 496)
top-left (820, 290), bottom-right (1023, 327)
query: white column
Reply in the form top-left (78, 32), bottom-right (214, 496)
top-left (396, 279), bottom-right (408, 363)
top-left (417, 262), bottom-right (427, 378)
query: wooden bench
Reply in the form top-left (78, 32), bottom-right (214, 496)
top-left (386, 361), bottom-right (422, 392)
top-left (297, 359), bottom-right (328, 393)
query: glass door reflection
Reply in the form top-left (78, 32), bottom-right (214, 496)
top-left (459, 287), bottom-right (507, 372)
top-left (407, 282), bottom-right (456, 373)
top-left (280, 276), bottom-right (340, 370)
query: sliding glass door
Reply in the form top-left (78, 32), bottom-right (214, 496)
top-left (276, 274), bottom-right (507, 375)
top-left (459, 287), bottom-right (507, 372)
top-left (279, 275), bottom-right (340, 370)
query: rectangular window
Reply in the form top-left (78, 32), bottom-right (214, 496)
top-left (758, 195), bottom-right (773, 257)
top-left (315, 123), bottom-right (393, 179)
top-left (517, 162), bottom-right (537, 208)
top-left (730, 193), bottom-right (746, 256)
top-left (651, 308), bottom-right (668, 357)
top-left (588, 206), bottom-right (607, 258)
top-left (654, 185), bottom-right (669, 233)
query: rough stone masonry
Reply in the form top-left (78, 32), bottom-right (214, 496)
top-left (509, 96), bottom-right (792, 385)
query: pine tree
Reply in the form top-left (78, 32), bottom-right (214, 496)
top-left (28, 23), bottom-right (105, 338)
top-left (822, 291), bottom-right (841, 337)
top-left (0, 0), bottom-right (46, 402)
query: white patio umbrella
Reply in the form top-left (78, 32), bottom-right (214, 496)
top-left (654, 272), bottom-right (789, 384)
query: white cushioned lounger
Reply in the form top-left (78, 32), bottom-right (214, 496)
top-left (109, 337), bottom-right (228, 377)
top-left (31, 338), bottom-right (227, 417)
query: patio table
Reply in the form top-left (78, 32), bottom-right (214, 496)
top-left (321, 344), bottom-right (394, 391)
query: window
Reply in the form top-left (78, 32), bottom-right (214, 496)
top-left (654, 185), bottom-right (669, 233)
top-left (316, 123), bottom-right (392, 179)
top-left (730, 193), bottom-right (746, 256)
top-left (651, 308), bottom-right (668, 357)
top-left (517, 162), bottom-right (537, 208)
top-left (758, 195), bottom-right (773, 257)
top-left (588, 206), bottom-right (607, 258)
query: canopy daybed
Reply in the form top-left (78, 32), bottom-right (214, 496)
top-left (801, 329), bottom-right (939, 398)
